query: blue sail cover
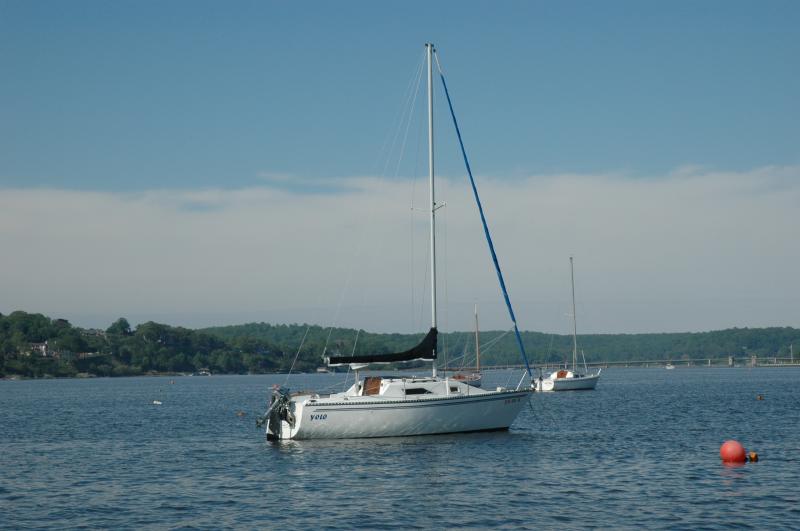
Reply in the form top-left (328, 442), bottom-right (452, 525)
top-left (437, 69), bottom-right (533, 378)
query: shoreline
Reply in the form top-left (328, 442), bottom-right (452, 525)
top-left (4, 364), bottom-right (800, 382)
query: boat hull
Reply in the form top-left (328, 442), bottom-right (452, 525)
top-left (279, 390), bottom-right (529, 440)
top-left (537, 373), bottom-right (599, 392)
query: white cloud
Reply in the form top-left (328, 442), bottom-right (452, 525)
top-left (1, 165), bottom-right (798, 334)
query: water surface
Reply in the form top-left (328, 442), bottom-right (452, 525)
top-left (2, 368), bottom-right (799, 529)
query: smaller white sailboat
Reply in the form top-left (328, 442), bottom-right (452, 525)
top-left (536, 257), bottom-right (601, 392)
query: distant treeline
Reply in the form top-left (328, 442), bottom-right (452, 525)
top-left (1, 311), bottom-right (798, 379)
top-left (0, 311), bottom-right (288, 378)
top-left (202, 321), bottom-right (800, 367)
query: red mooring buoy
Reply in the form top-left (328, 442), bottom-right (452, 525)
top-left (720, 440), bottom-right (747, 463)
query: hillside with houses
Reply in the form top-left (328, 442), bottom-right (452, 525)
top-left (1, 310), bottom-right (798, 378)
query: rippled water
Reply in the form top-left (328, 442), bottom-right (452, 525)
top-left (2, 368), bottom-right (799, 529)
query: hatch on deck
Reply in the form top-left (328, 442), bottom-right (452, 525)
top-left (363, 377), bottom-right (382, 396)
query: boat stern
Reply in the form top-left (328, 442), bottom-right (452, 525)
top-left (257, 386), bottom-right (300, 441)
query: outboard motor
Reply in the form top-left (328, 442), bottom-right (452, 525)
top-left (256, 386), bottom-right (294, 441)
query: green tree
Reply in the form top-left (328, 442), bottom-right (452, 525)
top-left (106, 318), bottom-right (132, 336)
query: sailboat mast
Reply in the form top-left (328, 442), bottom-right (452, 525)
top-left (474, 303), bottom-right (480, 372)
top-left (426, 42), bottom-right (438, 378)
top-left (570, 256), bottom-right (578, 372)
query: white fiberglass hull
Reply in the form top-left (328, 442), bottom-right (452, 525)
top-left (537, 373), bottom-right (600, 392)
top-left (277, 390), bottom-right (529, 440)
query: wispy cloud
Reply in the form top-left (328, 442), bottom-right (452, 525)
top-left (2, 166), bottom-right (798, 334)
top-left (254, 171), bottom-right (360, 195)
top-left (256, 171), bottom-right (294, 183)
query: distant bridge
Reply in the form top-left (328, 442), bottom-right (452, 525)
top-left (480, 356), bottom-right (800, 370)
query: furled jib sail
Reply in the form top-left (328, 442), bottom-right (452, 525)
top-left (326, 327), bottom-right (438, 366)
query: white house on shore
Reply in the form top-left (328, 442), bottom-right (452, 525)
top-left (25, 342), bottom-right (48, 357)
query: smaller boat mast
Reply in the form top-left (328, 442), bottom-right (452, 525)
top-left (474, 303), bottom-right (481, 372)
top-left (570, 256), bottom-right (578, 373)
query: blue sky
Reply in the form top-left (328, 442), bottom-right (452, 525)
top-left (1, 1), bottom-right (799, 334)
top-left (2, 0), bottom-right (798, 190)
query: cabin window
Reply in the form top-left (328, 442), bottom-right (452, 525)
top-left (405, 388), bottom-right (431, 395)
top-left (450, 387), bottom-right (458, 392)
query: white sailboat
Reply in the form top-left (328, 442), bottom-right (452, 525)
top-left (257, 44), bottom-right (534, 440)
top-left (536, 257), bottom-right (601, 392)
